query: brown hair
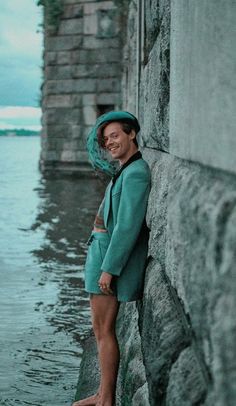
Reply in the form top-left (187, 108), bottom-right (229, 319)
top-left (97, 120), bottom-right (139, 149)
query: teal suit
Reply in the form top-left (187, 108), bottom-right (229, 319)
top-left (85, 156), bottom-right (151, 302)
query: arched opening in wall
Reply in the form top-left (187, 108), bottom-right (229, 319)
top-left (96, 105), bottom-right (115, 117)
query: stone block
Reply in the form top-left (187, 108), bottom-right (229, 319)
top-left (72, 63), bottom-right (120, 78)
top-left (72, 64), bottom-right (99, 78)
top-left (96, 63), bottom-right (121, 79)
top-left (97, 9), bottom-right (119, 38)
top-left (82, 94), bottom-right (96, 106)
top-left (74, 335), bottom-right (99, 402)
top-left (83, 125), bottom-right (93, 139)
top-left (83, 106), bottom-right (97, 125)
top-left (45, 79), bottom-right (96, 95)
top-left (140, 259), bottom-right (192, 406)
top-left (120, 0), bottom-right (138, 114)
top-left (60, 149), bottom-right (77, 162)
top-left (84, 14), bottom-right (98, 35)
top-left (45, 51), bottom-right (57, 65)
top-left (43, 94), bottom-right (81, 108)
top-left (71, 125), bottom-right (83, 140)
top-left (45, 35), bottom-right (82, 51)
top-left (97, 78), bottom-right (120, 93)
top-left (84, 1), bottom-right (114, 15)
top-left (166, 347), bottom-right (207, 405)
top-left (58, 18), bottom-right (83, 35)
top-left (45, 107), bottom-right (81, 125)
top-left (73, 78), bottom-right (97, 93)
top-left (170, 0), bottom-right (236, 174)
top-left (74, 151), bottom-right (89, 162)
top-left (45, 124), bottom-right (72, 139)
top-left (206, 289), bottom-right (236, 405)
top-left (96, 93), bottom-right (120, 106)
top-left (63, 4), bottom-right (83, 19)
top-left (44, 95), bottom-right (72, 108)
top-left (83, 36), bottom-right (120, 49)
top-left (41, 150), bottom-right (60, 161)
top-left (163, 154), bottom-right (236, 403)
top-left (72, 48), bottom-right (121, 64)
top-left (140, 34), bottom-right (169, 151)
top-left (45, 65), bottom-right (73, 80)
top-left (132, 383), bottom-right (149, 406)
top-left (145, 0), bottom-right (170, 55)
top-left (71, 94), bottom-right (82, 107)
top-left (57, 51), bottom-right (72, 65)
top-left (116, 303), bottom-right (147, 406)
top-left (45, 80), bottom-right (73, 95)
top-left (145, 151), bottom-right (169, 267)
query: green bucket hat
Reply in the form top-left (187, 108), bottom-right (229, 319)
top-left (86, 111), bottom-right (140, 177)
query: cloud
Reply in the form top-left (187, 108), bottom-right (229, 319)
top-left (0, 0), bottom-right (43, 107)
top-left (0, 106), bottom-right (41, 119)
top-left (0, 106), bottom-right (42, 130)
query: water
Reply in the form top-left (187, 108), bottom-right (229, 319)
top-left (0, 137), bottom-right (104, 405)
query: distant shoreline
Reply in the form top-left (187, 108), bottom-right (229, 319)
top-left (0, 129), bottom-right (40, 137)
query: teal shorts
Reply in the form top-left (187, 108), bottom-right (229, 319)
top-left (84, 231), bottom-right (115, 295)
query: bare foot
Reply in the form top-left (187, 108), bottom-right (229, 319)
top-left (96, 397), bottom-right (114, 406)
top-left (72, 392), bottom-right (99, 406)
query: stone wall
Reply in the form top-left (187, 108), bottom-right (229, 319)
top-left (111, 0), bottom-right (236, 404)
top-left (40, 0), bottom-right (122, 174)
top-left (75, 0), bottom-right (236, 405)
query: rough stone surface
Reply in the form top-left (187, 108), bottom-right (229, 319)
top-left (165, 155), bottom-right (236, 405)
top-left (120, 0), bottom-right (138, 115)
top-left (170, 0), bottom-right (236, 174)
top-left (140, 259), bottom-right (198, 405)
top-left (166, 347), bottom-right (207, 405)
top-left (116, 303), bottom-right (148, 406)
top-left (144, 150), bottom-right (169, 267)
top-left (74, 335), bottom-right (99, 402)
top-left (140, 33), bottom-right (169, 151)
top-left (139, 0), bottom-right (170, 151)
top-left (122, 0), bottom-right (170, 151)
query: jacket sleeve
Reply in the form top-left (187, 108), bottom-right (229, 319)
top-left (101, 166), bottom-right (150, 276)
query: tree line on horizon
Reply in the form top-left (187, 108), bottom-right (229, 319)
top-left (0, 129), bottom-right (40, 136)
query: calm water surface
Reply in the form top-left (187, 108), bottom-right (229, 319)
top-left (0, 137), bottom-right (104, 406)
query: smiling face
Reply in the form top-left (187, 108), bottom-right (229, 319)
top-left (102, 122), bottom-right (138, 165)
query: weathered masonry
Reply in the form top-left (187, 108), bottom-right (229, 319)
top-left (40, 0), bottom-right (122, 174)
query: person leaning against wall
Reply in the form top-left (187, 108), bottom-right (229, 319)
top-left (72, 111), bottom-right (151, 406)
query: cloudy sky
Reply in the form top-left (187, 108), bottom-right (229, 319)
top-left (0, 0), bottom-right (43, 130)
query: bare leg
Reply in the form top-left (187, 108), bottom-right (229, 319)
top-left (91, 294), bottom-right (120, 406)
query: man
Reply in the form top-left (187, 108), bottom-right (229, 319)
top-left (73, 111), bottom-right (151, 406)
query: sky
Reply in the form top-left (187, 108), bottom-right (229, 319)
top-left (0, 0), bottom-right (43, 130)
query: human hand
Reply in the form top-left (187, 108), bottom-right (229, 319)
top-left (98, 272), bottom-right (113, 295)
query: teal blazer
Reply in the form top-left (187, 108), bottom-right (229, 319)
top-left (101, 157), bottom-right (151, 301)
